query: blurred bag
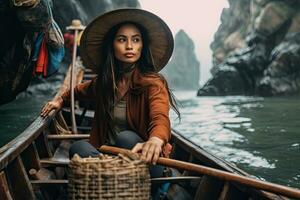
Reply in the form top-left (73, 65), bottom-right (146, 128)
top-left (48, 20), bottom-right (64, 48)
top-left (45, 0), bottom-right (64, 48)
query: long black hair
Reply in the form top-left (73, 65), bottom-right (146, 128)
top-left (95, 22), bottom-right (180, 138)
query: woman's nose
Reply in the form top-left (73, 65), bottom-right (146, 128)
top-left (126, 41), bottom-right (133, 50)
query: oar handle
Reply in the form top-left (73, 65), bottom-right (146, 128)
top-left (99, 145), bottom-right (300, 199)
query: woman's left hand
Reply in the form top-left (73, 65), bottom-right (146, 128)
top-left (132, 137), bottom-right (164, 164)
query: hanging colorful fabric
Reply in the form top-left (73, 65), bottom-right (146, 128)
top-left (35, 36), bottom-right (48, 75)
top-left (32, 32), bottom-right (45, 62)
top-left (42, 0), bottom-right (65, 77)
top-left (45, 45), bottom-right (65, 77)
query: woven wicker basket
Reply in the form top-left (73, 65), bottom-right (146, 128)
top-left (68, 153), bottom-right (150, 200)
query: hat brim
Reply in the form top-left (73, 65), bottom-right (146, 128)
top-left (80, 8), bottom-right (174, 72)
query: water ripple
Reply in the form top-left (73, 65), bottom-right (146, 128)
top-left (171, 91), bottom-right (275, 169)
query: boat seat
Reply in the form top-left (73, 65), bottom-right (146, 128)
top-left (47, 134), bottom-right (90, 140)
top-left (40, 158), bottom-right (69, 167)
top-left (31, 176), bottom-right (202, 187)
top-left (41, 141), bottom-right (71, 167)
top-left (82, 74), bottom-right (97, 80)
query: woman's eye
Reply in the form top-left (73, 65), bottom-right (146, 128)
top-left (133, 38), bottom-right (140, 42)
top-left (117, 38), bottom-right (126, 42)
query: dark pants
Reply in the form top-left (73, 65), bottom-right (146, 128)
top-left (69, 130), bottom-right (164, 178)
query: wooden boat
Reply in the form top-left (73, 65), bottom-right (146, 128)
top-left (0, 61), bottom-right (300, 200)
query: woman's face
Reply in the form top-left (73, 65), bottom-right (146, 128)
top-left (113, 24), bottom-right (143, 65)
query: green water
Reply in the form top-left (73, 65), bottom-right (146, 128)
top-left (171, 91), bottom-right (300, 188)
top-left (0, 89), bottom-right (299, 188)
top-left (0, 95), bottom-right (49, 147)
top-left (0, 76), bottom-right (62, 147)
top-left (234, 96), bottom-right (300, 187)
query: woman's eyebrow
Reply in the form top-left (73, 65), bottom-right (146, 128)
top-left (115, 34), bottom-right (141, 38)
top-left (115, 35), bottom-right (127, 38)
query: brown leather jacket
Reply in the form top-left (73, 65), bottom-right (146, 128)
top-left (61, 68), bottom-right (172, 156)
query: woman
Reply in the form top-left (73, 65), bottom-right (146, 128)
top-left (41, 9), bottom-right (179, 175)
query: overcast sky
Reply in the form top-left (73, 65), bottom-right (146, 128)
top-left (139, 1), bottom-right (229, 85)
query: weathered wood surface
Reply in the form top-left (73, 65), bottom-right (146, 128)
top-left (0, 115), bottom-right (55, 171)
top-left (0, 171), bottom-right (13, 200)
top-left (6, 156), bottom-right (35, 200)
top-left (21, 143), bottom-right (41, 172)
top-left (194, 175), bottom-right (224, 200)
top-left (99, 145), bottom-right (300, 199)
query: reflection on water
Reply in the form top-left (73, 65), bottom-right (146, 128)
top-left (171, 91), bottom-right (300, 188)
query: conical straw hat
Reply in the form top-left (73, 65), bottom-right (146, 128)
top-left (80, 8), bottom-right (174, 72)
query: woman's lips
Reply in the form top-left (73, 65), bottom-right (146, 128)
top-left (124, 53), bottom-right (135, 58)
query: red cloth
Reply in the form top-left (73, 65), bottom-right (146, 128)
top-left (35, 37), bottom-right (48, 75)
top-left (63, 32), bottom-right (75, 54)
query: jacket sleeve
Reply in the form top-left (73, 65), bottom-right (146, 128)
top-left (147, 79), bottom-right (171, 143)
top-left (60, 78), bottom-right (97, 105)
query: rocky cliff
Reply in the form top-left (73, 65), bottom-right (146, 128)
top-left (0, 0), bottom-right (139, 105)
top-left (198, 0), bottom-right (300, 96)
top-left (161, 30), bottom-right (200, 90)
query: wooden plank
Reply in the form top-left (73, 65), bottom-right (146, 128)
top-left (183, 155), bottom-right (195, 176)
top-left (82, 74), bottom-right (97, 80)
top-left (218, 182), bottom-right (230, 200)
top-left (29, 168), bottom-right (55, 181)
top-left (75, 126), bottom-right (92, 132)
top-left (6, 156), bottom-right (35, 200)
top-left (40, 141), bottom-right (71, 167)
top-left (167, 184), bottom-right (193, 200)
top-left (21, 142), bottom-right (41, 173)
top-left (84, 68), bottom-right (94, 74)
top-left (151, 176), bottom-right (201, 184)
top-left (31, 177), bottom-right (201, 186)
top-left (47, 134), bottom-right (90, 140)
top-left (194, 175), bottom-right (224, 200)
top-left (35, 132), bottom-right (52, 159)
top-left (0, 171), bottom-right (13, 200)
top-left (218, 182), bottom-right (249, 200)
top-left (31, 179), bottom-right (68, 186)
top-left (40, 158), bottom-right (69, 167)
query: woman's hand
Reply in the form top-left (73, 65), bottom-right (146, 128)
top-left (40, 97), bottom-right (63, 117)
top-left (132, 136), bottom-right (164, 164)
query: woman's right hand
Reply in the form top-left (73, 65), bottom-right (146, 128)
top-left (40, 97), bottom-right (63, 117)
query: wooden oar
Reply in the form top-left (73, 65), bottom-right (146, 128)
top-left (99, 145), bottom-right (300, 199)
top-left (69, 27), bottom-right (79, 134)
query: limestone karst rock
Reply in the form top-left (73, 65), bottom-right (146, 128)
top-left (161, 30), bottom-right (200, 90)
top-left (198, 0), bottom-right (300, 96)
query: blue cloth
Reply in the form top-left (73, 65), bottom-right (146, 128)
top-left (46, 45), bottom-right (64, 77)
top-left (32, 32), bottom-right (45, 61)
